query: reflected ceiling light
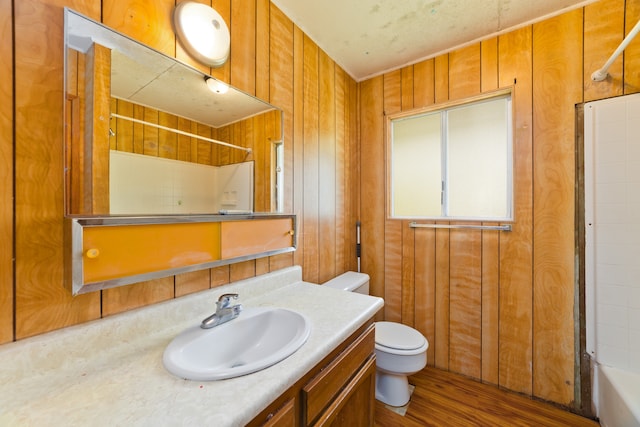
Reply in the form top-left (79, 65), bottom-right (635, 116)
top-left (173, 2), bottom-right (230, 68)
top-left (205, 76), bottom-right (229, 94)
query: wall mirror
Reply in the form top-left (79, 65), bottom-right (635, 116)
top-left (63, 8), bottom-right (284, 217)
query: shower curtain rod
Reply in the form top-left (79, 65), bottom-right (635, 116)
top-left (110, 113), bottom-right (252, 153)
top-left (409, 222), bottom-right (512, 232)
top-left (592, 19), bottom-right (640, 81)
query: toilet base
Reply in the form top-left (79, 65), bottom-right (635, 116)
top-left (375, 371), bottom-right (412, 407)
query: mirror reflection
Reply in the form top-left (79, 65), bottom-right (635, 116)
top-left (64, 8), bottom-right (283, 216)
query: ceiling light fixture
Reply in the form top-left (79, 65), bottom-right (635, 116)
top-left (173, 1), bottom-right (230, 68)
top-left (205, 76), bottom-right (229, 94)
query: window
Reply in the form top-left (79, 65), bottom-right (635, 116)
top-left (388, 92), bottom-right (513, 220)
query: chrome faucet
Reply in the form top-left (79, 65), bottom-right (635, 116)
top-left (201, 293), bottom-right (243, 329)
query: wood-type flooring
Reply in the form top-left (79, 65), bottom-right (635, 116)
top-left (374, 367), bottom-right (600, 426)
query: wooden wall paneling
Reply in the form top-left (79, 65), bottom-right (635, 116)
top-left (624, 0), bottom-right (640, 94)
top-left (268, 252), bottom-right (294, 272)
top-left (268, 4), bottom-right (295, 269)
top-left (434, 54), bottom-right (450, 103)
top-left (142, 107), bottom-right (159, 157)
top-left (158, 112), bottom-right (178, 160)
top-left (215, 125), bottom-right (231, 165)
top-left (448, 228), bottom-right (482, 379)
top-left (346, 77), bottom-right (359, 273)
top-left (254, 114), bottom-right (267, 211)
top-left (175, 117), bottom-right (192, 162)
top-left (448, 44), bottom-right (481, 100)
top-left (382, 70), bottom-right (402, 321)
top-left (133, 104), bottom-right (145, 154)
top-left (401, 66), bottom-right (414, 110)
top-left (265, 109), bottom-right (278, 210)
top-left (359, 76), bottom-right (385, 301)
top-left (269, 4), bottom-right (294, 214)
top-left (115, 100), bottom-right (134, 152)
top-left (102, 0), bottom-right (175, 57)
top-left (434, 228), bottom-right (450, 370)
top-left (318, 50), bottom-right (336, 284)
top-left (255, 257), bottom-right (270, 276)
top-left (413, 59), bottom-right (435, 108)
top-left (384, 221), bottom-right (402, 322)
top-left (414, 228), bottom-right (436, 365)
top-left (230, 0), bottom-right (256, 95)
top-left (230, 260), bottom-right (257, 282)
top-left (109, 98), bottom-right (117, 150)
top-left (85, 43), bottom-right (111, 214)
top-left (302, 34), bottom-right (320, 283)
top-left (584, 0), bottom-right (624, 101)
top-left (196, 123), bottom-right (213, 165)
top-left (14, 0), bottom-right (101, 339)
top-left (211, 265), bottom-right (230, 287)
top-left (102, 276), bottom-right (174, 316)
top-left (481, 229), bottom-right (500, 385)
top-left (175, 270), bottom-right (210, 297)
top-left (532, 10), bottom-right (583, 405)
top-left (0, 0), bottom-right (13, 343)
top-left (68, 50), bottom-right (87, 213)
top-left (401, 222), bottom-right (415, 327)
top-left (256, 0), bottom-right (270, 101)
top-left (292, 26), bottom-right (305, 268)
top-left (334, 67), bottom-right (347, 275)
top-left (480, 35), bottom-right (500, 385)
top-left (481, 38), bottom-right (499, 92)
top-left (497, 25), bottom-right (534, 396)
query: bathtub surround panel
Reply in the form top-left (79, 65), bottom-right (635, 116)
top-left (585, 93), bottom-right (640, 426)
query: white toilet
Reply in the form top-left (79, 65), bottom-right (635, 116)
top-left (323, 271), bottom-right (429, 407)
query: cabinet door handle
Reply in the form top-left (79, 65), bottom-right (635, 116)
top-left (85, 248), bottom-right (100, 259)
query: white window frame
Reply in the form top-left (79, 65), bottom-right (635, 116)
top-left (386, 89), bottom-right (514, 221)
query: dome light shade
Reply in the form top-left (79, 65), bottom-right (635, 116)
top-left (173, 2), bottom-right (230, 68)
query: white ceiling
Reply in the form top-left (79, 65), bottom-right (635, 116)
top-left (271, 0), bottom-right (597, 81)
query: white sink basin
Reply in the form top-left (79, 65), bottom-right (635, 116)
top-left (163, 307), bottom-right (311, 380)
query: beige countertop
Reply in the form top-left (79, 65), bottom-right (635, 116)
top-left (0, 266), bottom-right (383, 426)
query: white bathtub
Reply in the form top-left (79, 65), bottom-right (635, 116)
top-left (596, 365), bottom-right (640, 427)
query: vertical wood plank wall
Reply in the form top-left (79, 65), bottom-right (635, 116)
top-left (2, 0), bottom-right (637, 411)
top-left (0, 0), bottom-right (14, 344)
top-left (359, 0), bottom-right (636, 408)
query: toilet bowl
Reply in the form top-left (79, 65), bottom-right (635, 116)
top-left (322, 272), bottom-right (429, 407)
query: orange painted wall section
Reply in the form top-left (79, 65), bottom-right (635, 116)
top-left (83, 223), bottom-right (221, 283)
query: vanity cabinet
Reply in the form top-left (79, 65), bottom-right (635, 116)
top-left (64, 214), bottom-right (296, 295)
top-left (250, 322), bottom-right (376, 427)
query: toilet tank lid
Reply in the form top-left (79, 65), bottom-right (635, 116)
top-left (322, 271), bottom-right (369, 291)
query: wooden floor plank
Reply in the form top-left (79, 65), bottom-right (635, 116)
top-left (375, 367), bottom-right (599, 427)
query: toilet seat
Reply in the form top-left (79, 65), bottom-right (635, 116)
top-left (375, 322), bottom-right (428, 355)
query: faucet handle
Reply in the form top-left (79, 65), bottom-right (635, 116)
top-left (217, 293), bottom-right (239, 308)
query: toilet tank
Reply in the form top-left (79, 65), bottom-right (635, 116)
top-left (322, 271), bottom-right (370, 294)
